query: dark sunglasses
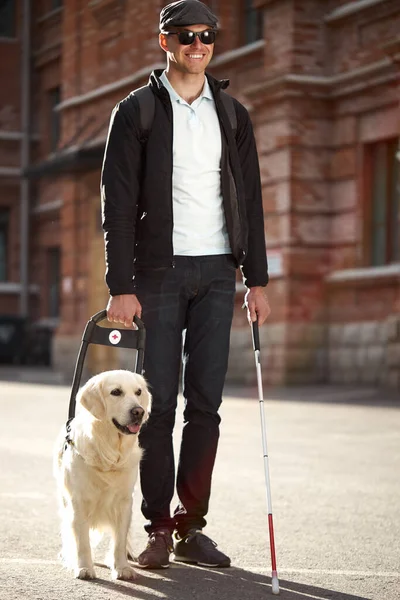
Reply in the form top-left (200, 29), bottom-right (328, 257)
top-left (163, 30), bottom-right (217, 45)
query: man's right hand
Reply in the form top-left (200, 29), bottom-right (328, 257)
top-left (106, 294), bottom-right (142, 328)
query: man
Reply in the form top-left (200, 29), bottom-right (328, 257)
top-left (101, 0), bottom-right (270, 569)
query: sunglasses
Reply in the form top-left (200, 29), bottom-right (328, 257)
top-left (163, 30), bottom-right (217, 45)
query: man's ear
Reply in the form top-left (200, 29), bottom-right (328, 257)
top-left (159, 32), bottom-right (168, 53)
top-left (78, 378), bottom-right (106, 421)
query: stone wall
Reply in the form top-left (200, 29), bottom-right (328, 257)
top-left (329, 316), bottom-right (400, 390)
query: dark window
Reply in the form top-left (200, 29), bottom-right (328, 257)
top-left (0, 209), bottom-right (10, 282)
top-left (48, 247), bottom-right (60, 318)
top-left (0, 0), bottom-right (16, 38)
top-left (51, 0), bottom-right (63, 9)
top-left (49, 87), bottom-right (61, 152)
top-left (368, 139), bottom-right (400, 266)
top-left (244, 0), bottom-right (263, 45)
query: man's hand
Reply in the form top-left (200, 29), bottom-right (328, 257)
top-left (244, 286), bottom-right (271, 326)
top-left (106, 294), bottom-right (142, 328)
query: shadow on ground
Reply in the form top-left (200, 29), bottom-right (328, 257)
top-left (89, 562), bottom-right (369, 600)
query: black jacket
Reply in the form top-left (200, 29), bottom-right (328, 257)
top-left (101, 70), bottom-right (268, 296)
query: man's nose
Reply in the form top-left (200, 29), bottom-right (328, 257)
top-left (190, 35), bottom-right (203, 49)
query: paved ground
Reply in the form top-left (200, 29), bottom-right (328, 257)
top-left (0, 371), bottom-right (399, 600)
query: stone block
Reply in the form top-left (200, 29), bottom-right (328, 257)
top-left (261, 323), bottom-right (286, 346)
top-left (338, 348), bottom-right (356, 370)
top-left (359, 322), bottom-right (379, 345)
top-left (52, 334), bottom-right (86, 385)
top-left (366, 345), bottom-right (385, 369)
top-left (331, 212), bottom-right (357, 245)
top-left (379, 318), bottom-right (393, 344)
top-left (355, 347), bottom-right (368, 370)
top-left (329, 324), bottom-right (343, 345)
top-left (386, 343), bottom-right (400, 369)
top-left (342, 323), bottom-right (362, 346)
top-left (386, 315), bottom-right (400, 343)
top-left (386, 370), bottom-right (400, 390)
top-left (286, 348), bottom-right (315, 370)
top-left (342, 369), bottom-right (359, 384)
top-left (329, 349), bottom-right (341, 371)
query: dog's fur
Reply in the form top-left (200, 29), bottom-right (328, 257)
top-left (54, 369), bottom-right (151, 580)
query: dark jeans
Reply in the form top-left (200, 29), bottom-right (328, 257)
top-left (136, 255), bottom-right (236, 537)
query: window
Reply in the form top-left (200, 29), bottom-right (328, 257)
top-left (0, 209), bottom-right (9, 282)
top-left (49, 87), bottom-right (61, 152)
top-left (51, 0), bottom-right (63, 9)
top-left (0, 0), bottom-right (16, 38)
top-left (367, 139), bottom-right (400, 266)
top-left (244, 0), bottom-right (263, 45)
top-left (48, 247), bottom-right (60, 318)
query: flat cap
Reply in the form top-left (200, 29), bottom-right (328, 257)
top-left (160, 0), bottom-right (218, 31)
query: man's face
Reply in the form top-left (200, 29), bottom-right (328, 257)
top-left (159, 24), bottom-right (215, 75)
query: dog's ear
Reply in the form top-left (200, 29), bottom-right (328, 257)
top-left (78, 377), bottom-right (106, 421)
top-left (136, 374), bottom-right (152, 415)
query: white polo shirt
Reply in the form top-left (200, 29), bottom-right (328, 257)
top-left (160, 71), bottom-right (231, 256)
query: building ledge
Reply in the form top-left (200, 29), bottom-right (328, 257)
top-left (212, 40), bottom-right (265, 68)
top-left (324, 0), bottom-right (391, 24)
top-left (23, 143), bottom-right (104, 179)
top-left (326, 264), bottom-right (400, 287)
top-left (245, 57), bottom-right (394, 100)
top-left (0, 167), bottom-right (21, 177)
top-left (0, 130), bottom-right (40, 142)
top-left (0, 283), bottom-right (39, 295)
top-left (32, 199), bottom-right (63, 214)
top-left (58, 62), bottom-right (165, 111)
top-left (36, 7), bottom-right (63, 24)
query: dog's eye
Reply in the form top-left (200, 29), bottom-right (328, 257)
top-left (111, 388), bottom-right (123, 396)
top-left (135, 389), bottom-right (142, 396)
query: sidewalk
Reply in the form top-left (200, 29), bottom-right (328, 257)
top-left (1, 364), bottom-right (398, 406)
top-left (0, 379), bottom-right (399, 599)
top-left (0, 365), bottom-right (66, 385)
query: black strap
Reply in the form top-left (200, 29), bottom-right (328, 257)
top-left (133, 86), bottom-right (155, 143)
top-left (220, 91), bottom-right (237, 137)
top-left (133, 84), bottom-right (237, 142)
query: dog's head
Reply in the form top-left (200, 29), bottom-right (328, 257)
top-left (77, 370), bottom-right (151, 435)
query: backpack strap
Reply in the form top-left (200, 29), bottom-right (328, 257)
top-left (132, 86), bottom-right (155, 143)
top-left (220, 91), bottom-right (237, 138)
top-left (132, 85), bottom-right (237, 142)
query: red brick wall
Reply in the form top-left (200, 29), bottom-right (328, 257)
top-left (1, 0), bottom-right (399, 384)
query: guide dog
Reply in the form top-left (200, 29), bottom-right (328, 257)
top-left (54, 370), bottom-right (151, 580)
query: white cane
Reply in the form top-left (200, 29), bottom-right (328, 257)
top-left (251, 320), bottom-right (280, 595)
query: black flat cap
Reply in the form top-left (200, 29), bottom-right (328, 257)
top-left (160, 0), bottom-right (218, 31)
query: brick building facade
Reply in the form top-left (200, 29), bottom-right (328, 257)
top-left (0, 0), bottom-right (399, 387)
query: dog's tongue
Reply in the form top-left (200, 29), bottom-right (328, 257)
top-left (127, 424), bottom-right (140, 434)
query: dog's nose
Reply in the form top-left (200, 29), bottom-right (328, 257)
top-left (130, 406), bottom-right (144, 420)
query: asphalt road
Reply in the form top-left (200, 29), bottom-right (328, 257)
top-left (0, 376), bottom-right (399, 600)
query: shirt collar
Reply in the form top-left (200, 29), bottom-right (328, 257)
top-left (160, 70), bottom-right (213, 104)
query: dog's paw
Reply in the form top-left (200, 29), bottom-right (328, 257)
top-left (111, 565), bottom-right (138, 581)
top-left (74, 566), bottom-right (96, 580)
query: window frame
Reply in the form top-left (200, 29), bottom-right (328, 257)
top-left (242, 0), bottom-right (264, 46)
top-left (48, 86), bottom-right (61, 152)
top-left (47, 246), bottom-right (61, 318)
top-left (363, 138), bottom-right (400, 267)
top-left (0, 208), bottom-right (10, 282)
top-left (0, 0), bottom-right (16, 39)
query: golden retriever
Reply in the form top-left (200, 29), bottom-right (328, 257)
top-left (54, 369), bottom-right (151, 580)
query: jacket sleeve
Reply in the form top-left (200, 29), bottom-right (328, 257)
top-left (234, 101), bottom-right (269, 288)
top-left (100, 97), bottom-right (142, 296)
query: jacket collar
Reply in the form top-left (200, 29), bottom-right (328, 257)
top-left (149, 69), bottom-right (230, 97)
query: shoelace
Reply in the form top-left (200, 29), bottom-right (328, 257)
top-left (147, 531), bottom-right (173, 554)
top-left (185, 531), bottom-right (218, 549)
